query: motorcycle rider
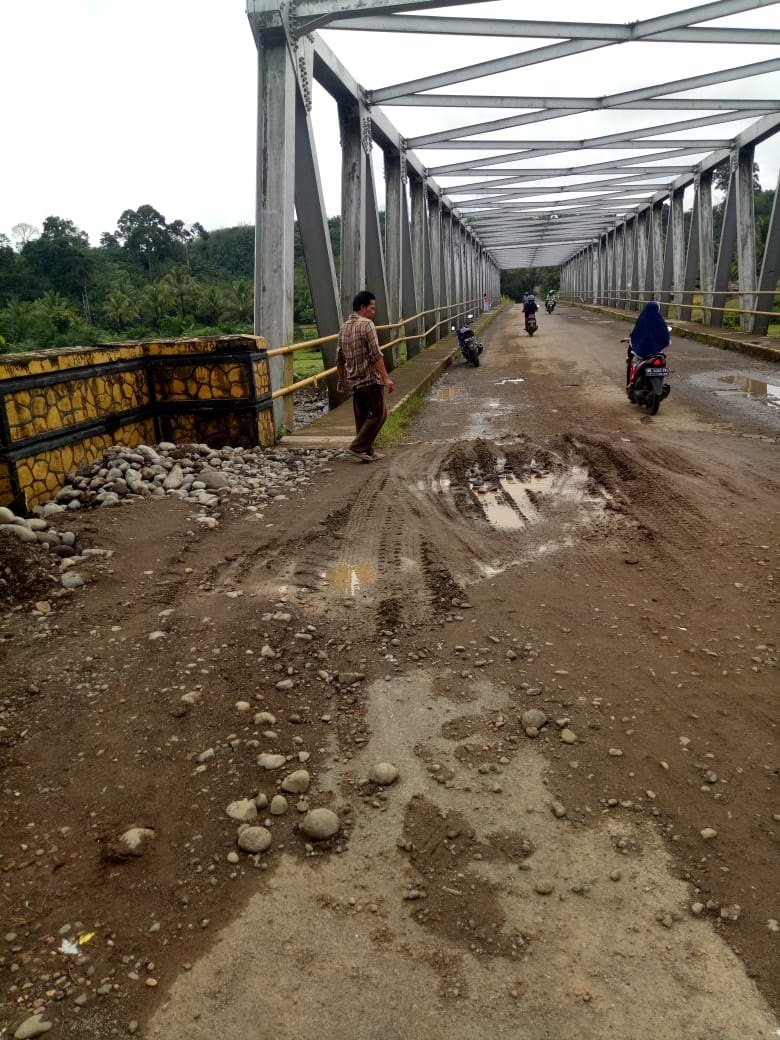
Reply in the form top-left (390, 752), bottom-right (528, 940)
top-left (523, 293), bottom-right (539, 322)
top-left (620, 300), bottom-right (671, 390)
top-left (545, 290), bottom-right (556, 310)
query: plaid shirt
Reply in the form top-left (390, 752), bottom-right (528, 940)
top-left (337, 312), bottom-right (382, 390)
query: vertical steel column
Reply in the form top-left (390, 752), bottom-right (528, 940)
top-left (754, 168), bottom-right (780, 336)
top-left (681, 179), bottom-right (701, 322)
top-left (410, 171), bottom-right (432, 353)
top-left (616, 223), bottom-right (627, 308)
top-left (650, 200), bottom-right (664, 299)
top-left (735, 145), bottom-right (757, 332)
top-left (712, 157), bottom-right (738, 330)
top-left (364, 154), bottom-right (393, 368)
top-left (698, 171), bottom-right (715, 325)
top-left (399, 176), bottom-right (419, 358)
top-left (253, 27), bottom-right (295, 430)
top-left (338, 98), bottom-right (368, 320)
top-left (427, 189), bottom-right (442, 342)
top-left (294, 87), bottom-right (341, 407)
top-left (636, 211), bottom-right (649, 305)
top-left (628, 217), bottom-right (640, 309)
top-left (663, 188), bottom-right (685, 319)
top-left (384, 149), bottom-right (403, 330)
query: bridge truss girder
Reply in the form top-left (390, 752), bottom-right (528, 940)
top-left (247, 1), bottom-right (780, 402)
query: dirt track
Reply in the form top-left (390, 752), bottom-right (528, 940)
top-left (1, 304), bottom-right (778, 1039)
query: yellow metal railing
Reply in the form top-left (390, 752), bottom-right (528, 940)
top-left (267, 297), bottom-right (487, 430)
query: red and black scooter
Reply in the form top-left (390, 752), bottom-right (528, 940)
top-left (626, 349), bottom-right (671, 415)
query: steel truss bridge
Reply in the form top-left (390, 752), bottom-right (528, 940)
top-left (246, 1), bottom-right (780, 408)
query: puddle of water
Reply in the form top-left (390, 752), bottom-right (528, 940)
top-left (322, 562), bottom-right (376, 596)
top-left (477, 489), bottom-right (525, 530)
top-left (430, 386), bottom-right (461, 401)
top-left (717, 375), bottom-right (780, 409)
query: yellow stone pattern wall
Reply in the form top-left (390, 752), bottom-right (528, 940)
top-left (0, 335), bottom-right (270, 510)
top-left (252, 357), bottom-right (271, 397)
top-left (4, 366), bottom-right (149, 442)
top-left (151, 361), bottom-right (250, 403)
top-left (257, 407), bottom-right (276, 448)
top-left (0, 461), bottom-right (13, 503)
top-left (14, 419), bottom-right (155, 509)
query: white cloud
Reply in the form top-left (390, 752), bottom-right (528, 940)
top-left (2, 0), bottom-right (778, 248)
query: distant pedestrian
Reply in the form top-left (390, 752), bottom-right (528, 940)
top-left (483, 293), bottom-right (491, 312)
top-left (336, 290), bottom-right (394, 463)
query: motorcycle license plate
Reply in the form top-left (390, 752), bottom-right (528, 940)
top-left (650, 368), bottom-right (668, 376)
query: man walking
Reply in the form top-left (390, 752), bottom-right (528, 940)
top-left (336, 290), bottom-right (394, 462)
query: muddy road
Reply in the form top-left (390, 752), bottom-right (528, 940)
top-left (1, 304), bottom-right (778, 1039)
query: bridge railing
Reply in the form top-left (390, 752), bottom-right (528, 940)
top-left (267, 297), bottom-right (486, 432)
top-left (559, 288), bottom-right (778, 328)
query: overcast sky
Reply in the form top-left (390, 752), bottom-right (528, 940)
top-left (2, 0), bottom-right (779, 247)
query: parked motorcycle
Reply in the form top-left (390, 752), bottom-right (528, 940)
top-left (524, 314), bottom-right (538, 336)
top-left (453, 314), bottom-right (483, 366)
top-left (626, 349), bottom-right (671, 415)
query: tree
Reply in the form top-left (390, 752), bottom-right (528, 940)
top-left (11, 223), bottom-right (39, 250)
top-left (163, 265), bottom-right (193, 316)
top-left (21, 216), bottom-right (94, 304)
top-left (140, 282), bottom-right (173, 325)
top-left (713, 160), bottom-right (761, 196)
top-left (194, 283), bottom-right (224, 326)
top-left (33, 290), bottom-right (77, 334)
top-left (227, 278), bottom-right (253, 324)
top-left (103, 288), bottom-right (139, 331)
top-left (115, 205), bottom-right (175, 275)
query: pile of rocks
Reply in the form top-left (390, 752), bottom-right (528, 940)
top-left (0, 505), bottom-right (84, 558)
top-left (31, 442), bottom-right (336, 514)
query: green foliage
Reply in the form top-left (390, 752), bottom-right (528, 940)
top-left (500, 267), bottom-right (560, 301)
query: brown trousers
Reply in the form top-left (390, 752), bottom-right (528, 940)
top-left (349, 384), bottom-right (387, 455)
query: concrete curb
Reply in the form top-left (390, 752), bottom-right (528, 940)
top-left (566, 301), bottom-right (780, 365)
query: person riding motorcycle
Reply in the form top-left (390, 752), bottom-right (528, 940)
top-left (523, 293), bottom-right (539, 319)
top-left (620, 300), bottom-right (671, 390)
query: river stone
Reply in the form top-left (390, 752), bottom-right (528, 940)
top-left (369, 762), bottom-right (400, 786)
top-left (300, 808), bottom-right (340, 841)
top-left (237, 826), bottom-right (272, 854)
top-left (61, 571), bottom-right (85, 590)
top-left (257, 753), bottom-right (286, 770)
top-left (270, 795), bottom-right (289, 815)
top-left (0, 506), bottom-right (15, 524)
top-left (118, 827), bottom-right (156, 855)
top-left (0, 523), bottom-right (37, 543)
top-left (522, 708), bottom-right (547, 730)
top-left (281, 769), bottom-right (310, 794)
top-left (14, 1012), bottom-right (54, 1038)
top-left (226, 799), bottom-right (258, 823)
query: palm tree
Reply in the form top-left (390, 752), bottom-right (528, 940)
top-left (194, 283), bottom-right (225, 326)
top-left (140, 282), bottom-right (173, 326)
top-left (3, 298), bottom-right (35, 343)
top-left (163, 265), bottom-right (193, 317)
top-left (34, 291), bottom-right (77, 333)
top-left (228, 277), bottom-right (253, 324)
top-left (103, 289), bottom-right (139, 332)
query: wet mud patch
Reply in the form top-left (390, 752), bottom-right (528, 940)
top-left (401, 796), bottom-right (530, 961)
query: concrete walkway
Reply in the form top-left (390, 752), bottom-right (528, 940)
top-left (279, 303), bottom-right (779, 450)
top-left (279, 324), bottom-right (477, 450)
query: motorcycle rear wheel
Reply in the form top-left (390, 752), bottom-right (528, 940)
top-left (644, 391), bottom-right (661, 415)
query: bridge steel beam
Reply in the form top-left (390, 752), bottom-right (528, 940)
top-left (252, 25), bottom-right (296, 428)
top-left (754, 168), bottom-right (780, 336)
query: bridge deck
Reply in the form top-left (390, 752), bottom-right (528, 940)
top-left (280, 306), bottom-right (779, 450)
